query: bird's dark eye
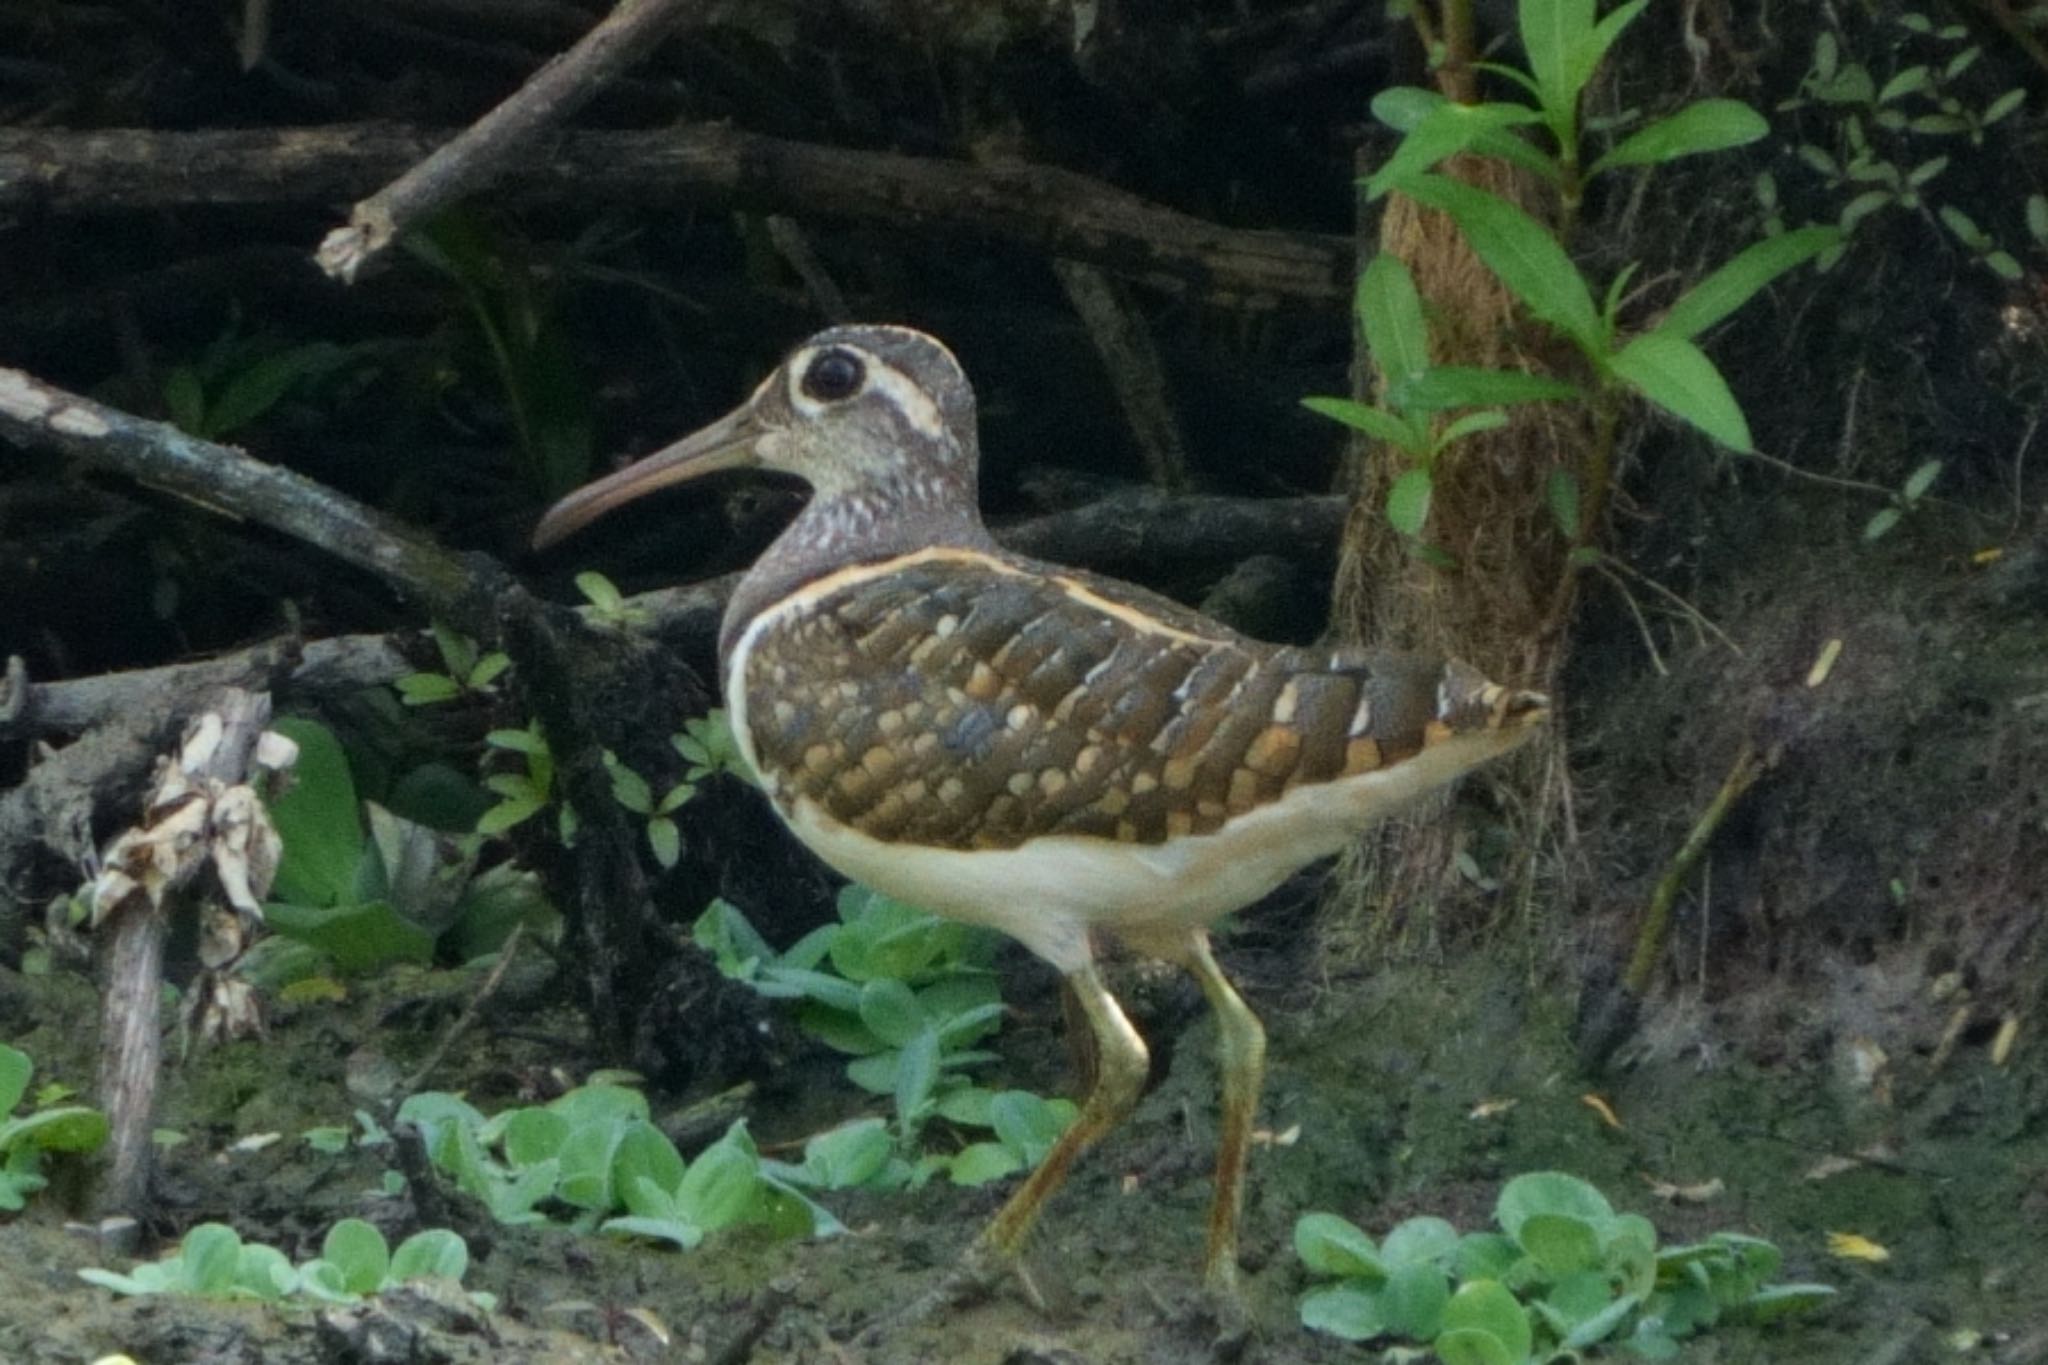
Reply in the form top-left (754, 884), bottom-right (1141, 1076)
top-left (801, 349), bottom-right (866, 403)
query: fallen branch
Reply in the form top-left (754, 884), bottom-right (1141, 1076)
top-left (317, 0), bottom-right (695, 282)
top-left (0, 126), bottom-right (1351, 305)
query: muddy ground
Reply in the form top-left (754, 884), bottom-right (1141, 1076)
top-left (3, 915), bottom-right (2044, 1365)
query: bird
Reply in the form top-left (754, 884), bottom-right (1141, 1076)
top-left (532, 324), bottom-right (1548, 1307)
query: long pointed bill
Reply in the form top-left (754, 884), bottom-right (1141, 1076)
top-left (531, 404), bottom-right (765, 549)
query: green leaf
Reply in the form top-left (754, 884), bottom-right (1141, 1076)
top-left (675, 1124), bottom-right (762, 1232)
top-left (389, 1228), bottom-right (468, 1283)
top-left (1437, 411), bottom-right (1510, 448)
top-left (1519, 1213), bottom-right (1602, 1276)
top-left (182, 1223), bottom-right (242, 1296)
top-left (1657, 227), bottom-right (1841, 340)
top-left (485, 727), bottom-right (549, 756)
top-left (1441, 1279), bottom-right (1534, 1360)
top-left (1902, 459), bottom-right (1942, 502)
top-left (322, 1219), bottom-right (390, 1296)
top-left (948, 1142), bottom-right (1025, 1186)
top-left (798, 1118), bottom-right (893, 1188)
top-left (1878, 65), bottom-right (1930, 103)
top-left (0, 1045), bottom-right (30, 1114)
top-left (1560, 1289), bottom-right (1641, 1348)
top-left (262, 900), bottom-right (434, 972)
top-left (1358, 253), bottom-right (1431, 386)
top-left (1592, 99), bottom-right (1766, 175)
top-left (8, 1106), bottom-right (109, 1153)
top-left (858, 978), bottom-right (928, 1048)
top-left (1496, 1173), bottom-right (1615, 1238)
top-left (1609, 332), bottom-right (1753, 451)
top-left (1299, 1282), bottom-right (1387, 1341)
top-left (612, 1121), bottom-right (687, 1206)
top-left (162, 366), bottom-right (207, 435)
top-left (1399, 175), bottom-right (1603, 353)
top-left (477, 795), bottom-right (545, 835)
top-left (574, 570), bottom-right (624, 612)
top-left (1382, 1215), bottom-right (1460, 1268)
top-left (1294, 1212), bottom-right (1384, 1279)
top-left (235, 1242), bottom-right (297, 1300)
top-left (1863, 506), bottom-right (1903, 541)
top-left (1573, 0), bottom-right (1649, 106)
top-left (647, 816), bottom-right (681, 869)
top-left (1433, 1328), bottom-right (1516, 1365)
top-left (1392, 366), bottom-right (1580, 411)
top-left (1519, 0), bottom-right (1593, 117)
top-left (395, 672), bottom-right (462, 706)
top-left (205, 349), bottom-right (324, 437)
top-left (1381, 1260), bottom-right (1451, 1338)
top-left (500, 1107), bottom-right (570, 1168)
top-left (1457, 1232), bottom-right (1523, 1281)
top-left (467, 652), bottom-right (511, 690)
top-left (1364, 99), bottom-right (1547, 200)
top-left (605, 754), bottom-right (653, 815)
top-left (1303, 396), bottom-right (1426, 451)
top-left (1386, 468), bottom-right (1434, 537)
top-left (265, 718), bottom-right (365, 907)
top-left (988, 1090), bottom-right (1073, 1165)
top-left (894, 1026), bottom-right (941, 1129)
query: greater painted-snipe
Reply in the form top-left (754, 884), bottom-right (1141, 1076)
top-left (534, 324), bottom-right (1548, 1303)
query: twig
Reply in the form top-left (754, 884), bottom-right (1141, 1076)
top-left (1623, 742), bottom-right (1768, 995)
top-left (399, 922), bottom-right (528, 1095)
top-left (1053, 259), bottom-right (1191, 493)
top-left (0, 126), bottom-right (1351, 306)
top-left (316, 0), bottom-right (695, 283)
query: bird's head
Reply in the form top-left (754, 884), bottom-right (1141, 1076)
top-left (533, 325), bottom-right (979, 549)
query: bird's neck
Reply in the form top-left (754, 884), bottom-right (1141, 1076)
top-left (718, 478), bottom-right (998, 663)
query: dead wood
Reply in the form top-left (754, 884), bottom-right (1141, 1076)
top-left (317, 0), bottom-right (696, 282)
top-left (0, 126), bottom-right (1350, 306)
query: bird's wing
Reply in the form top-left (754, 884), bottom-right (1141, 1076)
top-left (738, 548), bottom-right (1457, 850)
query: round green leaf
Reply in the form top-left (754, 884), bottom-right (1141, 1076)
top-left (1381, 1260), bottom-right (1451, 1339)
top-left (1496, 1172), bottom-right (1615, 1239)
top-left (1519, 1213), bottom-right (1601, 1276)
top-left (1294, 1212), bottom-right (1384, 1280)
top-left (390, 1228), bottom-right (469, 1283)
top-left (1299, 1282), bottom-right (1388, 1341)
top-left (948, 1142), bottom-right (1024, 1186)
top-left (322, 1218), bottom-right (390, 1295)
top-left (181, 1223), bottom-right (242, 1295)
top-left (1434, 1327), bottom-right (1516, 1365)
top-left (1442, 1279), bottom-right (1535, 1360)
top-left (1382, 1215), bottom-right (1461, 1268)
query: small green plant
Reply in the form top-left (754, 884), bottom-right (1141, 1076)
top-left (696, 890), bottom-right (1076, 1183)
top-left (0, 1043), bottom-right (109, 1211)
top-left (1296, 1172), bottom-right (1834, 1360)
top-left (673, 710), bottom-right (753, 786)
top-left (1317, 0), bottom-right (1839, 569)
top-left (396, 1080), bottom-right (854, 1246)
top-left (79, 1218), bottom-right (491, 1309)
top-left (395, 624), bottom-right (511, 707)
top-left (409, 209), bottom-right (596, 502)
top-left (257, 717), bottom-right (554, 978)
top-left (162, 327), bottom-right (360, 441)
top-left (574, 570), bottom-right (650, 630)
top-left (1862, 457), bottom-right (1943, 542)
top-left (1776, 14), bottom-right (2028, 279)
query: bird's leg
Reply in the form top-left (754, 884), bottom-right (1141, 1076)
top-left (1177, 930), bottom-right (1267, 1299)
top-left (968, 955), bottom-right (1151, 1282)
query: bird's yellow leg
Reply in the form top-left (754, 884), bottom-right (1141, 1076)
top-left (1178, 930), bottom-right (1267, 1297)
top-left (975, 955), bottom-right (1150, 1266)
